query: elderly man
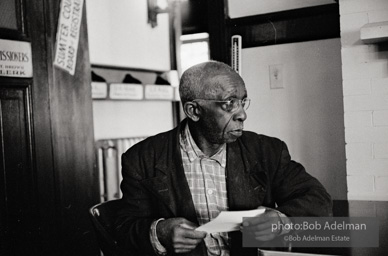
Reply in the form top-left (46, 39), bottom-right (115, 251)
top-left (115, 61), bottom-right (332, 256)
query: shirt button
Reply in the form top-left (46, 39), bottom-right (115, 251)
top-left (207, 189), bottom-right (214, 195)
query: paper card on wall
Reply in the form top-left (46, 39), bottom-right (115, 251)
top-left (0, 39), bottom-right (33, 78)
top-left (53, 0), bottom-right (84, 75)
top-left (109, 83), bottom-right (143, 100)
top-left (91, 82), bottom-right (108, 99)
top-left (145, 85), bottom-right (174, 100)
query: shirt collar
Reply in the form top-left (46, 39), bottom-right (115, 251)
top-left (179, 123), bottom-right (226, 167)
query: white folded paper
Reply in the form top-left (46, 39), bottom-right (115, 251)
top-left (196, 208), bottom-right (265, 233)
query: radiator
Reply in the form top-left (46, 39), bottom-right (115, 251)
top-left (95, 137), bottom-right (147, 202)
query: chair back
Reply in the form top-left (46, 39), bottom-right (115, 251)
top-left (89, 199), bottom-right (129, 256)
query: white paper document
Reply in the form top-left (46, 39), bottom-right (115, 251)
top-left (196, 208), bottom-right (265, 233)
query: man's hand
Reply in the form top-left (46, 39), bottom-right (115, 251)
top-left (156, 218), bottom-right (207, 254)
top-left (241, 208), bottom-right (288, 241)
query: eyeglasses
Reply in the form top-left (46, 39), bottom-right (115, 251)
top-left (193, 98), bottom-right (251, 113)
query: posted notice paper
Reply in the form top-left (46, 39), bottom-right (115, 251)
top-left (196, 208), bottom-right (265, 233)
top-left (54, 0), bottom-right (84, 75)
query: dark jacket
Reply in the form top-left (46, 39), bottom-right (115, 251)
top-left (115, 120), bottom-right (332, 256)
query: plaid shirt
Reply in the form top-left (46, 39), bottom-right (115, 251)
top-left (180, 124), bottom-right (230, 256)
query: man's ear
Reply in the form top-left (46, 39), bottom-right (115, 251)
top-left (183, 102), bottom-right (200, 122)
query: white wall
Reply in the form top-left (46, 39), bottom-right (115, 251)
top-left (93, 101), bottom-right (173, 140)
top-left (243, 39), bottom-right (347, 200)
top-left (86, 1), bottom-right (174, 140)
top-left (228, 0), bottom-right (336, 18)
top-left (86, 0), bottom-right (170, 71)
top-left (339, 0), bottom-right (388, 201)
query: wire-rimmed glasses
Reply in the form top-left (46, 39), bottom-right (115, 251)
top-left (193, 98), bottom-right (250, 113)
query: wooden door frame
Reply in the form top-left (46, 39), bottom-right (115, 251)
top-left (0, 0), bottom-right (100, 254)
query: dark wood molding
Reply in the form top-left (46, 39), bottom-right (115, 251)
top-left (91, 64), bottom-right (166, 74)
top-left (181, 2), bottom-right (340, 65)
top-left (43, 1), bottom-right (100, 254)
top-left (180, 0), bottom-right (208, 35)
top-left (23, 0), bottom-right (59, 253)
top-left (0, 79), bottom-right (38, 254)
top-left (207, 0), bottom-right (230, 64)
top-left (0, 0), bottom-right (28, 41)
top-left (228, 4), bottom-right (340, 48)
top-left (24, 0), bottom-right (100, 254)
top-left (0, 28), bottom-right (26, 41)
top-left (16, 0), bottom-right (26, 36)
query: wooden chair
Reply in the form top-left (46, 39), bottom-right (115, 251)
top-left (89, 199), bottom-right (130, 256)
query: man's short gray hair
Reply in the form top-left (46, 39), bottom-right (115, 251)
top-left (179, 61), bottom-right (241, 104)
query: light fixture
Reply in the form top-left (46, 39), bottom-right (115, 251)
top-left (147, 0), bottom-right (169, 28)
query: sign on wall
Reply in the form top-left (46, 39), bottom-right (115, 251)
top-left (0, 39), bottom-right (33, 78)
top-left (54, 0), bottom-right (84, 75)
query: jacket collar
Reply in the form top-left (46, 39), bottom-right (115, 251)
top-left (148, 119), bottom-right (267, 217)
top-left (150, 119), bottom-right (198, 222)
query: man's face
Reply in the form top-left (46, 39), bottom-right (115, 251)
top-left (196, 74), bottom-right (248, 145)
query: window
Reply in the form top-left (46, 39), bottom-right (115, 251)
top-left (180, 33), bottom-right (210, 73)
